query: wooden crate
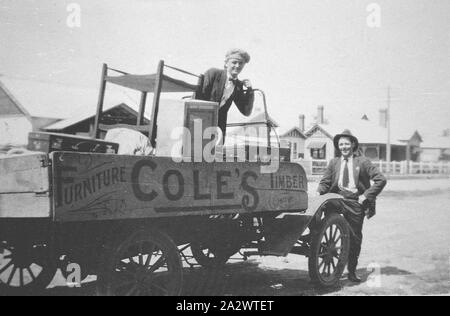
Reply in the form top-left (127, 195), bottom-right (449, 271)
top-left (0, 153), bottom-right (51, 218)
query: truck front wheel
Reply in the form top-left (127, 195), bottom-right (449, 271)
top-left (308, 213), bottom-right (350, 288)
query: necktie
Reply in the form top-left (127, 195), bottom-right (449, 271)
top-left (220, 78), bottom-right (236, 107)
top-left (343, 158), bottom-right (349, 188)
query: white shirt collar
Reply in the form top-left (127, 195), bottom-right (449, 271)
top-left (226, 71), bottom-right (238, 81)
top-left (341, 155), bottom-right (353, 162)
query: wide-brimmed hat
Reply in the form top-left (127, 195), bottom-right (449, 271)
top-left (333, 129), bottom-right (359, 151)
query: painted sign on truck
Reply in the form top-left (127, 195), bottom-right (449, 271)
top-left (51, 152), bottom-right (308, 222)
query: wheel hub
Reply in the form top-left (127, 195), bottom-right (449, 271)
top-left (8, 246), bottom-right (35, 268)
top-left (322, 242), bottom-right (338, 263)
top-left (136, 266), bottom-right (149, 279)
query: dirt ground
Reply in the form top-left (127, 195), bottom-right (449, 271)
top-left (40, 177), bottom-right (450, 295)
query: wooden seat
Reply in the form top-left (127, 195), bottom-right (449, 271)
top-left (94, 61), bottom-right (204, 150)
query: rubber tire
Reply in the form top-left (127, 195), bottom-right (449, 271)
top-left (96, 229), bottom-right (183, 296)
top-left (0, 240), bottom-right (57, 295)
top-left (308, 213), bottom-right (350, 288)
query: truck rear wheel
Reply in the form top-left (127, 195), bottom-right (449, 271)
top-left (97, 229), bottom-right (183, 296)
top-left (308, 213), bottom-right (350, 288)
top-left (0, 238), bottom-right (57, 295)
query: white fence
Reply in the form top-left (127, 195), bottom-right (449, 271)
top-left (376, 160), bottom-right (450, 175)
top-left (296, 159), bottom-right (450, 176)
top-left (296, 160), bottom-right (328, 175)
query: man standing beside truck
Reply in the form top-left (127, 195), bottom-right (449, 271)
top-left (317, 129), bottom-right (387, 283)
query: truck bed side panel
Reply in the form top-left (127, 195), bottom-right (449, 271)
top-left (51, 152), bottom-right (308, 222)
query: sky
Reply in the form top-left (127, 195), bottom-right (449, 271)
top-left (0, 0), bottom-right (449, 140)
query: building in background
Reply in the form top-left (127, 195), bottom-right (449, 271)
top-left (0, 77), bottom-right (98, 132)
top-left (225, 111), bottom-right (285, 159)
top-left (0, 80), bottom-right (33, 151)
top-left (0, 76), bottom-right (142, 145)
top-left (420, 135), bottom-right (450, 162)
top-left (43, 103), bottom-right (149, 138)
top-left (279, 114), bottom-right (307, 161)
top-left (283, 105), bottom-right (422, 163)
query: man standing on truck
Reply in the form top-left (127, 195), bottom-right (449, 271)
top-left (317, 130), bottom-right (387, 283)
top-left (197, 49), bottom-right (254, 142)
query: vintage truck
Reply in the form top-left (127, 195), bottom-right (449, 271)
top-left (0, 61), bottom-right (348, 295)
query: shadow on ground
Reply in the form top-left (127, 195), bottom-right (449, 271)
top-left (23, 263), bottom-right (414, 296)
top-left (338, 266), bottom-right (413, 289)
top-left (181, 261), bottom-right (337, 296)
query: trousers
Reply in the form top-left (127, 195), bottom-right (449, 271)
top-left (326, 195), bottom-right (365, 273)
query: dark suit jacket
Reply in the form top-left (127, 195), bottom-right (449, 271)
top-left (318, 155), bottom-right (387, 212)
top-left (197, 68), bottom-right (254, 139)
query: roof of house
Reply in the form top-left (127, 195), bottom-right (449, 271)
top-left (280, 127), bottom-right (307, 139)
top-left (248, 112), bottom-right (279, 128)
top-left (227, 111), bottom-right (279, 134)
top-left (0, 77), bottom-right (141, 120)
top-left (224, 111), bottom-right (280, 148)
top-left (43, 102), bottom-right (150, 131)
top-left (421, 136), bottom-right (450, 149)
top-left (305, 119), bottom-right (407, 146)
top-left (0, 80), bottom-right (31, 117)
top-left (398, 130), bottom-right (423, 143)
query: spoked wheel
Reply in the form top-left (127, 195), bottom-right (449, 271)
top-left (97, 229), bottom-right (183, 296)
top-left (190, 241), bottom-right (239, 268)
top-left (0, 239), bottom-right (57, 295)
top-left (308, 213), bottom-right (350, 287)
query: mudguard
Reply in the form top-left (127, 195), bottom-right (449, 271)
top-left (261, 193), bottom-right (344, 256)
top-left (301, 193), bottom-right (345, 218)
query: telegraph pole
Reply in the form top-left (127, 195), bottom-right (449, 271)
top-left (386, 86), bottom-right (391, 172)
